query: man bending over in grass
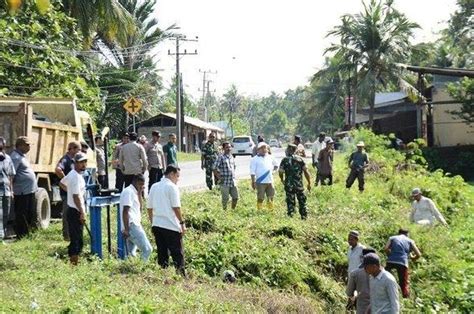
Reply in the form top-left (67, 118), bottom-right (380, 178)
top-left (120, 174), bottom-right (153, 261)
top-left (384, 228), bottom-right (421, 298)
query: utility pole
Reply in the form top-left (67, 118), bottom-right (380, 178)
top-left (168, 34), bottom-right (198, 151)
top-left (198, 69), bottom-right (217, 122)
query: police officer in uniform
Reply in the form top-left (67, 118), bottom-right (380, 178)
top-left (279, 144), bottom-right (311, 219)
top-left (201, 132), bottom-right (219, 190)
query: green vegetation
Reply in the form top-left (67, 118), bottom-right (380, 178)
top-left (1, 130), bottom-right (472, 312)
top-left (0, 1), bottom-right (101, 117)
top-left (177, 151), bottom-right (202, 163)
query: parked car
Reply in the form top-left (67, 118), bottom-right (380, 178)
top-left (232, 136), bottom-right (255, 157)
top-left (268, 139), bottom-right (281, 148)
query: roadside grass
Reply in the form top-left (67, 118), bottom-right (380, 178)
top-left (1, 129), bottom-right (473, 312)
top-left (177, 151), bottom-right (202, 163)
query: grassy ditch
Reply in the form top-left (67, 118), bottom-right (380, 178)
top-left (1, 129), bottom-right (473, 312)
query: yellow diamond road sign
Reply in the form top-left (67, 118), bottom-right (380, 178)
top-left (123, 97), bottom-right (142, 115)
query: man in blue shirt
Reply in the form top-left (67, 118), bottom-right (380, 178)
top-left (346, 141), bottom-right (369, 192)
top-left (384, 228), bottom-right (422, 298)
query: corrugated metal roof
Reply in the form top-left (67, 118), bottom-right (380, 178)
top-left (161, 112), bottom-right (224, 133)
top-left (375, 92), bottom-right (407, 106)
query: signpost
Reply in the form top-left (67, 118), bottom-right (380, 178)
top-left (123, 97), bottom-right (142, 133)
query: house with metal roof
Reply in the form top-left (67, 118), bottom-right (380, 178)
top-left (356, 91), bottom-right (417, 143)
top-left (137, 112), bottom-right (224, 153)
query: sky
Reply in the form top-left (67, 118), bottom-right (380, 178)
top-left (153, 0), bottom-right (458, 99)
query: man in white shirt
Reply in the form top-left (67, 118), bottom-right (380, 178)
top-left (250, 142), bottom-right (278, 210)
top-left (312, 132), bottom-right (327, 186)
top-left (410, 188), bottom-right (448, 226)
top-left (347, 230), bottom-right (366, 275)
top-left (147, 165), bottom-right (186, 276)
top-left (120, 174), bottom-right (152, 261)
top-left (59, 152), bottom-right (87, 265)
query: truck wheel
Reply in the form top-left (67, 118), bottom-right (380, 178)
top-left (35, 188), bottom-right (51, 229)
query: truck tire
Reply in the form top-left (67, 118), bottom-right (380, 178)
top-left (35, 188), bottom-right (51, 229)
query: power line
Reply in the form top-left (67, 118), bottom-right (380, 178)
top-left (0, 36), bottom-right (167, 56)
top-left (0, 61), bottom-right (159, 76)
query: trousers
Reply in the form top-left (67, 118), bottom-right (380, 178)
top-left (115, 168), bottom-right (124, 192)
top-left (285, 188), bottom-right (307, 218)
top-left (0, 196), bottom-right (12, 239)
top-left (148, 167), bottom-right (163, 190)
top-left (125, 223), bottom-right (153, 261)
top-left (346, 168), bottom-right (365, 191)
top-left (386, 262), bottom-right (410, 298)
top-left (152, 226), bottom-right (185, 276)
top-left (13, 193), bottom-right (35, 239)
top-left (67, 207), bottom-right (84, 257)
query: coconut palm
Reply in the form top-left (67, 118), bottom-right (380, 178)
top-left (326, 0), bottom-right (419, 127)
top-left (61, 0), bottom-right (135, 47)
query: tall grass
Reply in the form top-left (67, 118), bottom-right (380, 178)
top-left (0, 129), bottom-right (472, 312)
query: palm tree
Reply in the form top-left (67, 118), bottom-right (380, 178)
top-left (97, 0), bottom-right (172, 136)
top-left (326, 0), bottom-right (419, 127)
top-left (61, 0), bottom-right (135, 47)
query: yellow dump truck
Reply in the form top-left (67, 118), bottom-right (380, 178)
top-left (0, 98), bottom-right (97, 228)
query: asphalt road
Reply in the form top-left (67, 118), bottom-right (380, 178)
top-left (108, 147), bottom-right (312, 192)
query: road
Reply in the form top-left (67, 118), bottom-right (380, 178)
top-left (108, 147), bottom-right (311, 192)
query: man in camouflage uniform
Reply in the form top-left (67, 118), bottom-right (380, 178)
top-left (201, 132), bottom-right (219, 190)
top-left (279, 144), bottom-right (312, 219)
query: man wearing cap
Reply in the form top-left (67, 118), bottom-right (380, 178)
top-left (145, 131), bottom-right (165, 190)
top-left (347, 230), bottom-right (366, 275)
top-left (346, 141), bottom-right (369, 192)
top-left (56, 141), bottom-right (81, 241)
top-left (311, 132), bottom-right (327, 185)
top-left (410, 188), bottom-right (448, 226)
top-left (59, 153), bottom-right (88, 265)
top-left (279, 144), bottom-right (311, 219)
top-left (10, 136), bottom-right (38, 238)
top-left (213, 141), bottom-right (239, 210)
top-left (346, 248), bottom-right (376, 314)
top-left (317, 139), bottom-right (334, 186)
top-left (0, 137), bottom-right (15, 240)
top-left (112, 133), bottom-right (130, 192)
top-left (250, 142), bottom-right (278, 210)
top-left (294, 135), bottom-right (306, 158)
top-left (363, 253), bottom-right (400, 313)
top-left (201, 132), bottom-right (219, 190)
top-left (384, 228), bottom-right (421, 298)
top-left (163, 133), bottom-right (178, 167)
top-left (94, 136), bottom-right (107, 188)
top-left (119, 132), bottom-right (148, 188)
